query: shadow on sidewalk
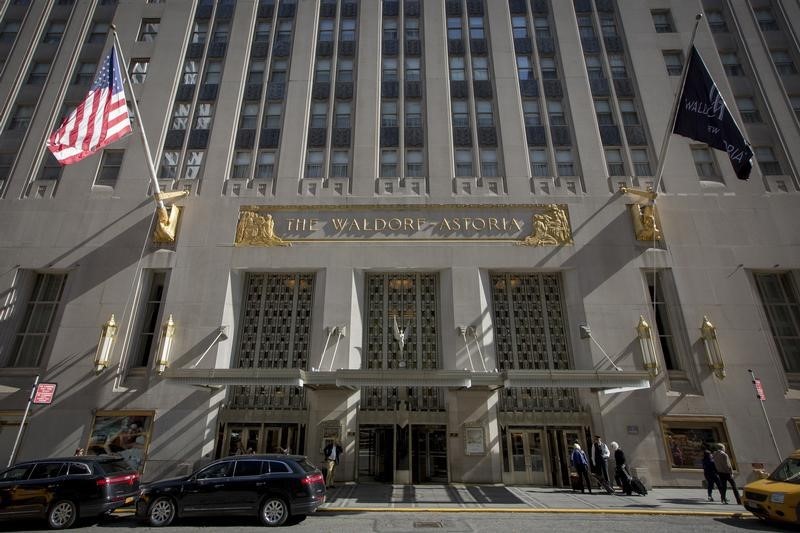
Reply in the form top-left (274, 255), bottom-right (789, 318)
top-left (660, 498), bottom-right (724, 506)
top-left (712, 517), bottom-right (791, 531)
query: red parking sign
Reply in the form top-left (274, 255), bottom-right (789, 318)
top-left (32, 383), bottom-right (57, 404)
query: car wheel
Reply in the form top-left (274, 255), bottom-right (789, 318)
top-left (259, 496), bottom-right (289, 527)
top-left (148, 496), bottom-right (176, 527)
top-left (47, 500), bottom-right (77, 530)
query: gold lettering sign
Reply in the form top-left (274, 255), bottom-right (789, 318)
top-left (234, 204), bottom-right (573, 247)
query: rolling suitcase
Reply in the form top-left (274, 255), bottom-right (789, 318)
top-left (630, 476), bottom-right (648, 496)
top-left (592, 473), bottom-right (614, 494)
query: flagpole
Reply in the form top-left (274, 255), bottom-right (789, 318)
top-left (653, 13), bottom-right (704, 193)
top-left (109, 25), bottom-right (169, 224)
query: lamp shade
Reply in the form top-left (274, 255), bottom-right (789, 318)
top-left (701, 315), bottom-right (725, 379)
top-left (156, 314), bottom-right (175, 375)
top-left (636, 315), bottom-right (659, 376)
top-left (94, 315), bottom-right (118, 373)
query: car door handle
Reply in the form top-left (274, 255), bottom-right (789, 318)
top-left (213, 484), bottom-right (225, 489)
top-left (256, 482), bottom-right (266, 487)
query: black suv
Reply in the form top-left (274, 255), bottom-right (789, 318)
top-left (0, 455), bottom-right (140, 529)
top-left (136, 454), bottom-right (325, 527)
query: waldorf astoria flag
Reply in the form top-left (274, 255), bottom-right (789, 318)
top-left (47, 45), bottom-right (132, 165)
top-left (673, 46), bottom-right (753, 180)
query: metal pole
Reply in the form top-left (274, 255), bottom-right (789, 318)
top-left (109, 26), bottom-right (168, 220)
top-left (748, 369), bottom-right (782, 463)
top-left (653, 13), bottom-right (704, 193)
top-left (7, 375), bottom-right (39, 467)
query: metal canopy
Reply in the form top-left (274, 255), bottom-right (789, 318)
top-left (164, 368), bottom-right (651, 391)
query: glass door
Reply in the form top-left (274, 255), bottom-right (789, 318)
top-left (508, 429), bottom-right (548, 484)
top-left (225, 425), bottom-right (262, 455)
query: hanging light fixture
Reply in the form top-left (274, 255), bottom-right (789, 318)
top-left (700, 315), bottom-right (725, 379)
top-left (94, 315), bottom-right (118, 373)
top-left (155, 314), bottom-right (176, 375)
top-left (636, 315), bottom-right (660, 376)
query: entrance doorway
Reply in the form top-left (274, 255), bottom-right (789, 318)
top-left (504, 426), bottom-right (585, 486)
top-left (222, 423), bottom-right (303, 457)
top-left (411, 425), bottom-right (447, 483)
top-left (507, 429), bottom-right (547, 484)
top-left (358, 425), bottom-right (394, 482)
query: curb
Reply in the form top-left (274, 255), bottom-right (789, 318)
top-left (317, 507), bottom-right (750, 518)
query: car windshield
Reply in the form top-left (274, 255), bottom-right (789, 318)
top-left (768, 457), bottom-right (800, 484)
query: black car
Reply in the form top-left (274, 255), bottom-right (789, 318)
top-left (0, 455), bottom-right (140, 529)
top-left (136, 454), bottom-right (325, 527)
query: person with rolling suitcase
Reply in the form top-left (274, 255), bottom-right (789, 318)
top-left (610, 441), bottom-right (632, 496)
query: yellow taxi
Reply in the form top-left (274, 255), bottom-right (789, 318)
top-left (742, 449), bottom-right (800, 524)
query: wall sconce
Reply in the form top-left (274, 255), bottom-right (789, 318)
top-left (636, 315), bottom-right (659, 376)
top-left (155, 314), bottom-right (175, 375)
top-left (700, 315), bottom-right (725, 379)
top-left (94, 315), bottom-right (118, 373)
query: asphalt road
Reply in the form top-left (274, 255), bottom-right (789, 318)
top-left (0, 512), bottom-right (793, 533)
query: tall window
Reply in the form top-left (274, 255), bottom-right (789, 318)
top-left (27, 62), bottom-right (50, 84)
top-left (605, 149), bottom-right (624, 175)
top-left (137, 19), bottom-right (160, 42)
top-left (735, 97), bottom-right (760, 123)
top-left (632, 149), bottom-right (651, 176)
top-left (663, 51), bottom-right (683, 76)
top-left (95, 150), bottom-right (124, 187)
top-left (754, 272), bottom-right (800, 374)
top-left (645, 270), bottom-right (682, 373)
top-left (455, 149), bottom-right (472, 176)
top-left (305, 150), bottom-right (323, 177)
top-left (755, 147), bottom-right (782, 175)
top-left (131, 271), bottom-right (167, 368)
top-left (529, 148), bottom-right (548, 176)
top-left (43, 21), bottom-right (65, 44)
top-left (232, 151), bottom-right (251, 178)
top-left (331, 151), bottom-right (349, 177)
top-left (4, 273), bottom-right (67, 368)
top-left (230, 273), bottom-right (314, 409)
top-left (364, 273), bottom-right (439, 371)
top-left (720, 52), bottom-right (742, 76)
top-left (523, 100), bottom-right (541, 126)
top-left (236, 273), bottom-right (314, 371)
top-left (706, 10), bottom-right (727, 32)
top-left (490, 273), bottom-right (571, 371)
top-left (771, 50), bottom-right (797, 76)
top-left (130, 59), bottom-right (149, 84)
top-left (0, 21), bottom-right (20, 43)
top-left (9, 105), bottom-right (33, 131)
top-left (406, 149), bottom-right (423, 176)
top-left (87, 22), bottom-right (109, 44)
top-left (380, 149), bottom-right (398, 177)
top-left (556, 149), bottom-right (574, 176)
top-left (692, 146), bottom-right (719, 180)
top-left (755, 8), bottom-right (778, 31)
top-left (651, 10), bottom-right (674, 33)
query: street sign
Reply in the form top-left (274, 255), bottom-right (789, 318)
top-left (753, 378), bottom-right (765, 401)
top-left (32, 383), bottom-right (57, 404)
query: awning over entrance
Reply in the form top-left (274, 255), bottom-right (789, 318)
top-left (164, 368), bottom-right (651, 391)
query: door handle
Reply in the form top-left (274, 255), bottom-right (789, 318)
top-left (213, 484), bottom-right (225, 489)
top-left (255, 482), bottom-right (265, 487)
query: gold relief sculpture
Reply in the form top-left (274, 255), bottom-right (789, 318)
top-left (517, 204), bottom-right (573, 247)
top-left (235, 211), bottom-right (291, 247)
top-left (629, 204), bottom-right (662, 242)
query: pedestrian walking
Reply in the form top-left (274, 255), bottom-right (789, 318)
top-left (609, 442), bottom-right (632, 495)
top-left (324, 440), bottom-right (343, 489)
top-left (570, 443), bottom-right (592, 494)
top-left (702, 449), bottom-right (724, 502)
top-left (591, 435), bottom-right (611, 485)
top-left (713, 444), bottom-right (740, 504)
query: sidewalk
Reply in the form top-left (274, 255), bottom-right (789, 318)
top-left (319, 484), bottom-right (750, 517)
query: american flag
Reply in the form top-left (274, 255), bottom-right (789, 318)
top-left (47, 45), bottom-right (132, 165)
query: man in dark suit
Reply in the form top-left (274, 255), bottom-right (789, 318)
top-left (324, 440), bottom-right (343, 488)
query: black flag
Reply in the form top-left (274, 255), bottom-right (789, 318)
top-left (673, 47), bottom-right (753, 180)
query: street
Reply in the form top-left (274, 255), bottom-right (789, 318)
top-left (0, 512), bottom-right (791, 533)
